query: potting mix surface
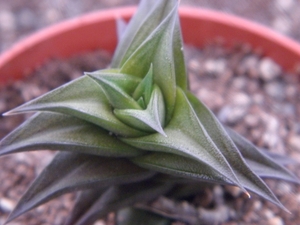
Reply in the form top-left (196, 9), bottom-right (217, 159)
top-left (1, 0), bottom-right (300, 225)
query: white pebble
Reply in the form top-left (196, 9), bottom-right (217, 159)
top-left (272, 16), bottom-right (292, 35)
top-left (218, 105), bottom-right (248, 124)
top-left (0, 10), bottom-right (16, 31)
top-left (245, 114), bottom-right (260, 128)
top-left (45, 8), bottom-right (62, 23)
top-left (253, 200), bottom-right (262, 210)
top-left (263, 209), bottom-right (274, 219)
top-left (259, 58), bottom-right (281, 81)
top-left (93, 221), bottom-right (106, 225)
top-left (231, 92), bottom-right (251, 107)
top-left (275, 0), bottom-right (295, 11)
top-left (204, 59), bottom-right (226, 76)
top-left (0, 198), bottom-right (15, 212)
top-left (277, 182), bottom-right (292, 194)
top-left (197, 89), bottom-right (224, 109)
top-left (288, 135), bottom-right (300, 152)
top-left (267, 216), bottom-right (284, 225)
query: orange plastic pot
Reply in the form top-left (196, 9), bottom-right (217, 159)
top-left (0, 7), bottom-right (300, 84)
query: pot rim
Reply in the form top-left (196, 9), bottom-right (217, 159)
top-left (0, 6), bottom-right (300, 83)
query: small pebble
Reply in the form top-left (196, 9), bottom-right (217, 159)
top-left (253, 200), bottom-right (262, 210)
top-left (94, 221), bottom-right (106, 225)
top-left (203, 58), bottom-right (226, 76)
top-left (275, 0), bottom-right (295, 10)
top-left (259, 58), bottom-right (281, 81)
top-left (0, 197), bottom-right (15, 212)
top-left (272, 16), bottom-right (292, 35)
top-left (0, 10), bottom-right (16, 32)
top-left (231, 92), bottom-right (252, 107)
top-left (263, 209), bottom-right (274, 219)
top-left (288, 135), bottom-right (300, 152)
top-left (245, 114), bottom-right (260, 128)
top-left (277, 182), bottom-right (292, 194)
top-left (267, 216), bottom-right (284, 225)
top-left (197, 89), bottom-right (224, 110)
top-left (264, 81), bottom-right (285, 100)
top-left (218, 105), bottom-right (246, 124)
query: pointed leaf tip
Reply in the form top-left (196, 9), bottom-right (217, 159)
top-left (87, 72), bottom-right (142, 110)
top-left (6, 152), bottom-right (154, 222)
top-left (115, 85), bottom-right (166, 136)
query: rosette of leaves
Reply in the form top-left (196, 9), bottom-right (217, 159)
top-left (0, 0), bottom-right (298, 224)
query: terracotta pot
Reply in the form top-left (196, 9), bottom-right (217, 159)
top-left (0, 7), bottom-right (300, 84)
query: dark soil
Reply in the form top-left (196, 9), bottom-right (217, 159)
top-left (0, 42), bottom-right (300, 225)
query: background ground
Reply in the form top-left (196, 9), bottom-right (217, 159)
top-left (1, 0), bottom-right (300, 54)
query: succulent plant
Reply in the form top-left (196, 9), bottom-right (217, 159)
top-left (0, 0), bottom-right (299, 224)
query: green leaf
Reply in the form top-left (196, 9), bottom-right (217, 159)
top-left (112, 0), bottom-right (176, 68)
top-left (115, 0), bottom-right (187, 90)
top-left (87, 70), bottom-right (141, 94)
top-left (4, 76), bottom-right (145, 137)
top-left (186, 92), bottom-right (289, 210)
top-left (87, 71), bottom-right (142, 110)
top-left (117, 207), bottom-right (172, 225)
top-left (172, 15), bottom-right (188, 91)
top-left (0, 112), bottom-right (142, 157)
top-left (132, 64), bottom-right (154, 106)
top-left (114, 85), bottom-right (166, 136)
top-left (120, 3), bottom-right (180, 123)
top-left (226, 127), bottom-right (299, 183)
top-left (122, 88), bottom-right (245, 191)
top-left (132, 152), bottom-right (235, 185)
top-left (6, 152), bottom-right (154, 223)
top-left (70, 181), bottom-right (173, 225)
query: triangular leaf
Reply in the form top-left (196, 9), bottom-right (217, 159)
top-left (120, 3), bottom-right (179, 123)
top-left (0, 112), bottom-right (142, 157)
top-left (186, 92), bottom-right (288, 210)
top-left (226, 127), bottom-right (299, 183)
top-left (87, 71), bottom-right (142, 110)
top-left (6, 152), bottom-right (154, 223)
top-left (5, 76), bottom-right (145, 137)
top-left (112, 0), bottom-right (176, 68)
top-left (172, 14), bottom-right (188, 91)
top-left (87, 70), bottom-right (141, 94)
top-left (132, 152), bottom-right (235, 185)
top-left (114, 85), bottom-right (166, 136)
top-left (132, 64), bottom-right (154, 106)
top-left (122, 88), bottom-right (245, 191)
